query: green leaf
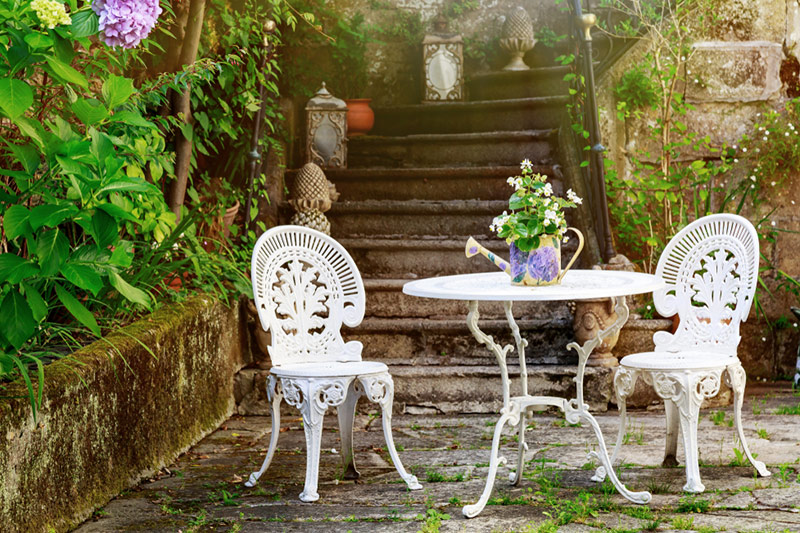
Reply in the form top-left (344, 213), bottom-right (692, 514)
top-left (36, 228), bottom-right (69, 276)
top-left (23, 32), bottom-right (53, 49)
top-left (96, 178), bottom-right (158, 195)
top-left (3, 204), bottom-right (31, 239)
top-left (70, 10), bottom-right (99, 38)
top-left (5, 141), bottom-right (40, 174)
top-left (54, 283), bottom-right (101, 336)
top-left (109, 271), bottom-right (151, 309)
top-left (61, 262), bottom-right (103, 296)
top-left (71, 98), bottom-right (108, 125)
top-left (102, 75), bottom-right (135, 109)
top-left (30, 204), bottom-right (79, 230)
top-left (107, 110), bottom-right (155, 128)
top-left (45, 57), bottom-right (88, 88)
top-left (22, 282), bottom-right (48, 322)
top-left (97, 202), bottom-right (140, 223)
top-left (91, 209), bottom-right (118, 249)
top-left (110, 243), bottom-right (133, 267)
top-left (0, 79), bottom-right (33, 119)
top-left (0, 290), bottom-right (35, 350)
top-left (0, 254), bottom-right (24, 282)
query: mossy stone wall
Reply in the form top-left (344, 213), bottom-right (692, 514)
top-left (0, 296), bottom-right (248, 532)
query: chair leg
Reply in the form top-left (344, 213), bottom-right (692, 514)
top-left (246, 375), bottom-right (283, 488)
top-left (337, 380), bottom-right (362, 480)
top-left (283, 377), bottom-right (351, 503)
top-left (676, 388), bottom-right (704, 493)
top-left (652, 370), bottom-right (724, 493)
top-left (594, 367), bottom-right (638, 483)
top-left (359, 373), bottom-right (422, 491)
top-left (663, 399), bottom-right (680, 467)
top-left (726, 363), bottom-right (771, 478)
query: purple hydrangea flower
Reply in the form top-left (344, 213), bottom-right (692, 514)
top-left (509, 243), bottom-right (529, 283)
top-left (527, 245), bottom-right (559, 282)
top-left (92, 0), bottom-right (162, 49)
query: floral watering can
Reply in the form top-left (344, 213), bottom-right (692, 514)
top-left (465, 228), bottom-right (584, 286)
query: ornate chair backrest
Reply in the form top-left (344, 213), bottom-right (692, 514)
top-left (652, 214), bottom-right (759, 355)
top-left (251, 225), bottom-right (366, 367)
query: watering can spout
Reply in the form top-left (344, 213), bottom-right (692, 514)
top-left (465, 237), bottom-right (511, 275)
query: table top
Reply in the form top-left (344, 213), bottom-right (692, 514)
top-left (402, 270), bottom-right (664, 301)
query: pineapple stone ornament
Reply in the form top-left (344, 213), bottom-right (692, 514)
top-left (289, 162), bottom-right (340, 235)
top-left (500, 7), bottom-right (535, 70)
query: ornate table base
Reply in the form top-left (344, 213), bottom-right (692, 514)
top-left (462, 297), bottom-right (651, 518)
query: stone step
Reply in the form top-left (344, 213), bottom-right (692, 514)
top-left (345, 316), bottom-right (574, 366)
top-left (328, 200), bottom-right (507, 238)
top-left (348, 130), bottom-right (556, 169)
top-left (361, 278), bottom-right (573, 320)
top-left (466, 67), bottom-right (570, 101)
top-left (338, 237), bottom-right (582, 279)
top-left (370, 96), bottom-right (568, 136)
top-left (293, 165), bottom-right (559, 202)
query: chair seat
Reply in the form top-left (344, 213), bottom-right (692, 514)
top-left (271, 361), bottom-right (388, 378)
top-left (620, 351), bottom-right (738, 371)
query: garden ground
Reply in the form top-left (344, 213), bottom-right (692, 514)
top-left (77, 383), bottom-right (800, 532)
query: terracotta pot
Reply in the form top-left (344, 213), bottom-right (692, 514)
top-left (345, 98), bottom-right (374, 136)
top-left (222, 200), bottom-right (240, 238)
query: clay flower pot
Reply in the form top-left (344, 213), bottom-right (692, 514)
top-left (222, 200), bottom-right (240, 238)
top-left (345, 98), bottom-right (374, 136)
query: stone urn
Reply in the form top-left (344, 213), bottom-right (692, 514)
top-left (573, 298), bottom-right (620, 367)
top-left (500, 7), bottom-right (535, 71)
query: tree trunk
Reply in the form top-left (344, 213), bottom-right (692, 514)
top-left (167, 0), bottom-right (206, 218)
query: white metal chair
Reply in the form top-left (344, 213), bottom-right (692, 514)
top-left (596, 214), bottom-right (770, 492)
top-left (244, 225), bottom-right (422, 502)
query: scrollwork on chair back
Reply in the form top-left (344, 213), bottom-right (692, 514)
top-left (653, 214), bottom-right (758, 355)
top-left (251, 225), bottom-right (366, 366)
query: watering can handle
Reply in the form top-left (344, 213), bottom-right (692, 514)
top-left (556, 227), bottom-right (584, 283)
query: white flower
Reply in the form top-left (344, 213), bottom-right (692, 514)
top-left (507, 177), bottom-right (514, 185)
top-left (771, 181), bottom-right (776, 186)
top-left (742, 147), bottom-right (747, 152)
top-left (750, 175), bottom-right (756, 181)
top-left (566, 188), bottom-right (583, 205)
top-left (563, 236), bottom-right (569, 243)
top-left (771, 220), bottom-right (776, 226)
top-left (542, 183), bottom-right (553, 197)
top-left (520, 159), bottom-right (532, 171)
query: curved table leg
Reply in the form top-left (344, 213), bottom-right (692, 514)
top-left (567, 297), bottom-right (651, 504)
top-left (463, 300), bottom-right (518, 518)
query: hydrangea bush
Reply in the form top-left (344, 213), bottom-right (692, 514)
top-left (92, 0), bottom-right (162, 49)
top-left (490, 159), bottom-right (582, 252)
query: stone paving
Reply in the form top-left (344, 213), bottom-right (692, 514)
top-left (77, 383), bottom-right (800, 532)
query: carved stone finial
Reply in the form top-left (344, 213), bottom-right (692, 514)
top-left (499, 7), bottom-right (535, 71)
top-left (289, 163), bottom-right (338, 235)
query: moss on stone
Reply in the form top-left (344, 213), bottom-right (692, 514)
top-left (0, 295), bottom-right (247, 533)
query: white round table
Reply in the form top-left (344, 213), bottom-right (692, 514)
top-left (403, 270), bottom-right (664, 518)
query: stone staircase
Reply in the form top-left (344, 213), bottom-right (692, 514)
top-left (274, 66), bottom-right (626, 415)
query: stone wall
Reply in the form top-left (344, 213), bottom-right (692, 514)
top-left (0, 296), bottom-right (250, 533)
top-left (286, 0), bottom-right (568, 107)
top-left (597, 0), bottom-right (800, 379)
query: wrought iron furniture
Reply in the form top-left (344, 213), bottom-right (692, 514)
top-left (403, 269), bottom-right (663, 517)
top-left (245, 225), bottom-right (422, 502)
top-left (597, 214), bottom-right (771, 493)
